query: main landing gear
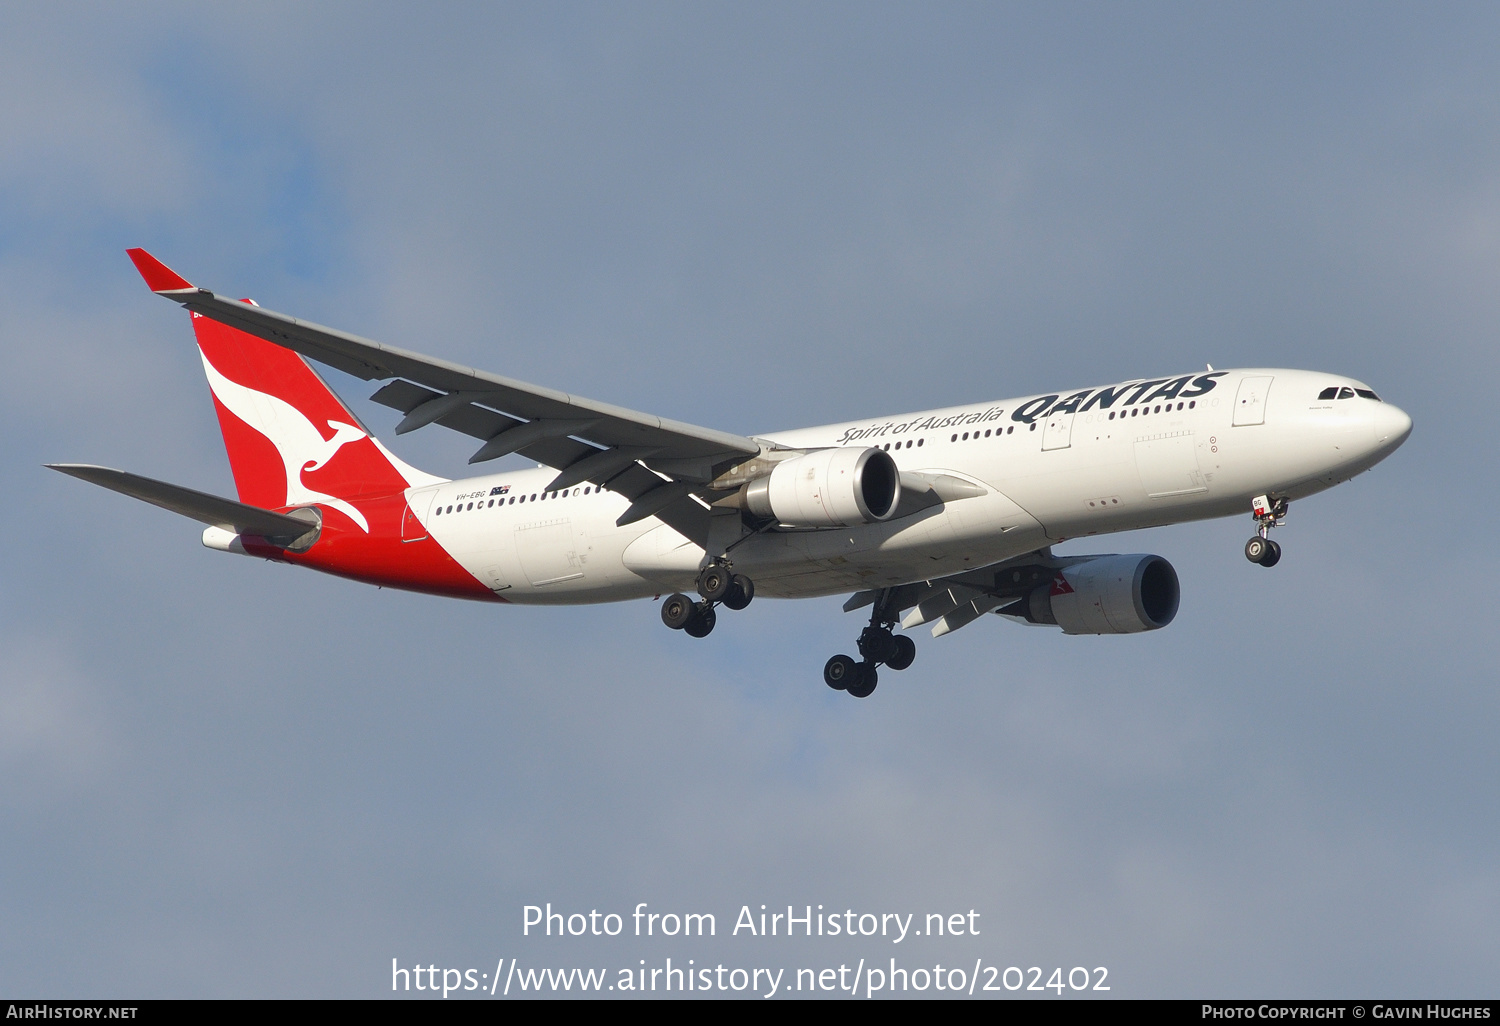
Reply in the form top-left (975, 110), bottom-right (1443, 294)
top-left (1244, 493), bottom-right (1288, 568)
top-left (661, 561), bottom-right (754, 639)
top-left (824, 590), bottom-right (916, 699)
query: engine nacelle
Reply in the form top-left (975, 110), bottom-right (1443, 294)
top-left (1024, 554), bottom-right (1180, 634)
top-left (744, 447), bottom-right (900, 528)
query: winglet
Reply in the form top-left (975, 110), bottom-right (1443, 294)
top-left (126, 248), bottom-right (195, 293)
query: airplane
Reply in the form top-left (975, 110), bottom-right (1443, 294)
top-left (50, 249), bottom-right (1413, 698)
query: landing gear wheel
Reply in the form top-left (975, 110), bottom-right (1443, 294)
top-left (846, 664), bottom-right (878, 699)
top-left (1245, 537), bottom-right (1270, 564)
top-left (722, 574), bottom-right (755, 611)
top-left (1260, 539), bottom-right (1282, 567)
top-left (824, 654), bottom-right (858, 691)
top-left (857, 626), bottom-right (897, 664)
top-left (886, 634), bottom-right (916, 671)
top-left (696, 565), bottom-right (733, 602)
top-left (661, 593), bottom-right (696, 630)
top-left (684, 603), bottom-right (716, 638)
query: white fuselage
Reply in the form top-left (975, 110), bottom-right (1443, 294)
top-left (410, 369), bottom-right (1412, 603)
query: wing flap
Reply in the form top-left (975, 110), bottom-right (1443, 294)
top-left (512, 436), bottom-right (600, 473)
top-left (841, 550), bottom-right (1066, 639)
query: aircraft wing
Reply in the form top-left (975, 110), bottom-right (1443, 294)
top-left (126, 249), bottom-right (762, 542)
top-left (843, 549), bottom-right (1074, 638)
top-left (47, 464), bottom-right (319, 546)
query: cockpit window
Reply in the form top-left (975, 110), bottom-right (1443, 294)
top-left (1319, 385), bottom-right (1382, 402)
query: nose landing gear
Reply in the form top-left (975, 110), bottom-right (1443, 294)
top-left (824, 590), bottom-right (916, 698)
top-left (660, 561), bottom-right (755, 639)
top-left (1245, 494), bottom-right (1288, 567)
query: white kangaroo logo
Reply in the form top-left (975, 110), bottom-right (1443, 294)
top-left (199, 351), bottom-right (372, 532)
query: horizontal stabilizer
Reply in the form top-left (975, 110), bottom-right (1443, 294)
top-left (47, 464), bottom-right (319, 545)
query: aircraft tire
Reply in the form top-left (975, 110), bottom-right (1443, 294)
top-left (684, 603), bottom-right (716, 638)
top-left (824, 654), bottom-right (858, 690)
top-left (886, 635), bottom-right (916, 671)
top-left (696, 565), bottom-right (733, 602)
top-left (846, 664), bottom-right (878, 699)
top-left (661, 593), bottom-right (696, 630)
top-left (722, 575), bottom-right (755, 611)
top-left (1245, 537), bottom-right (1270, 564)
top-left (858, 626), bottom-right (897, 664)
top-left (1260, 539), bottom-right (1282, 567)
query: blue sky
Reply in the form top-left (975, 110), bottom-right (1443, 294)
top-left (2, 2), bottom-right (1497, 997)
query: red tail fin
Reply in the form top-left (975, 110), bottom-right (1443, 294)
top-left (190, 307), bottom-right (434, 530)
top-left (124, 249), bottom-right (491, 600)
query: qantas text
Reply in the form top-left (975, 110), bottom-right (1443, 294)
top-left (834, 372), bottom-right (1226, 445)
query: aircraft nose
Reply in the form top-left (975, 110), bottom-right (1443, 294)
top-left (1372, 402), bottom-right (1413, 453)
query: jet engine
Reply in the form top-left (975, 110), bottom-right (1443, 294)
top-left (742, 447), bottom-right (901, 528)
top-left (1021, 554), bottom-right (1179, 634)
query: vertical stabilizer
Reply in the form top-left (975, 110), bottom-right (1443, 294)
top-left (188, 304), bottom-right (439, 531)
top-left (120, 248), bottom-right (490, 601)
